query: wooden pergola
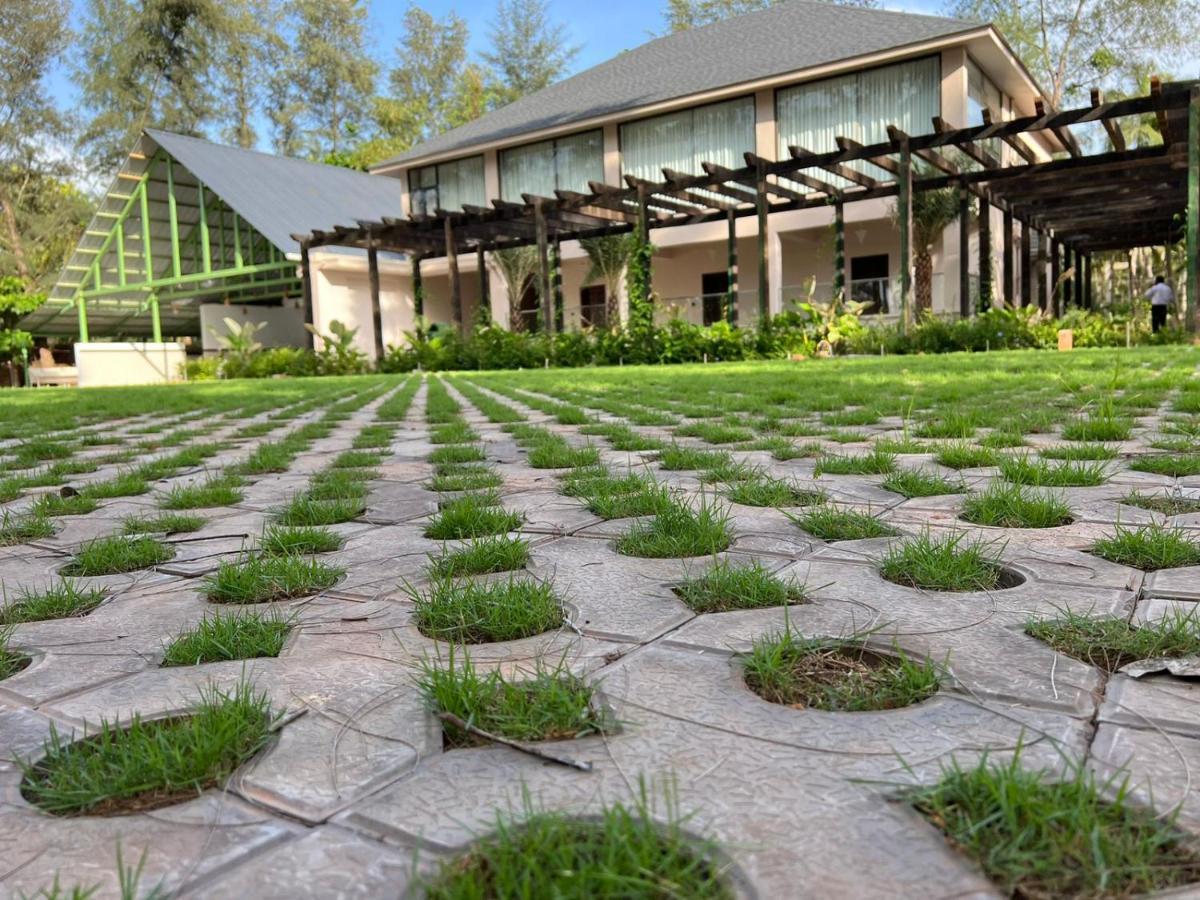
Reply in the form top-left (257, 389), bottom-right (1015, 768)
top-left (296, 78), bottom-right (1200, 338)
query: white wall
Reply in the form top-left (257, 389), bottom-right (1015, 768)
top-left (75, 343), bottom-right (186, 386)
top-left (200, 302), bottom-right (308, 353)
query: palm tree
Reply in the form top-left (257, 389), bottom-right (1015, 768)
top-left (489, 247), bottom-right (539, 331)
top-left (895, 188), bottom-right (965, 313)
top-left (580, 234), bottom-right (635, 327)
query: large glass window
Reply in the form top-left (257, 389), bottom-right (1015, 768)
top-left (408, 156), bottom-right (485, 215)
top-left (776, 56), bottom-right (940, 179)
top-left (620, 97), bottom-right (756, 182)
top-left (499, 130), bottom-right (604, 202)
top-left (967, 58), bottom-right (1003, 127)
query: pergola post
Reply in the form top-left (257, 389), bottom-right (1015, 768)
top-left (1020, 221), bottom-right (1032, 307)
top-left (535, 204), bottom-right (553, 334)
top-left (445, 218), bottom-right (463, 335)
top-left (978, 196), bottom-right (992, 312)
top-left (833, 201), bottom-right (847, 303)
top-left (1074, 249), bottom-right (1085, 308)
top-left (755, 161), bottom-right (769, 323)
top-left (552, 237), bottom-right (564, 331)
top-left (1002, 207), bottom-right (1014, 305)
top-left (413, 257), bottom-right (424, 317)
top-left (1050, 238), bottom-right (1061, 315)
top-left (958, 184), bottom-right (970, 318)
top-left (300, 240), bottom-right (315, 348)
top-left (1037, 231), bottom-right (1049, 311)
top-left (726, 208), bottom-right (738, 324)
top-left (477, 245), bottom-right (490, 321)
top-left (368, 245), bottom-right (384, 361)
top-left (149, 293), bottom-right (162, 343)
top-left (897, 140), bottom-right (913, 332)
top-left (1084, 254), bottom-right (1094, 308)
top-left (1189, 85), bottom-right (1199, 331)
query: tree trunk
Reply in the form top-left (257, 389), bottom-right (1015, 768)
top-left (916, 249), bottom-right (934, 312)
top-left (0, 186), bottom-right (31, 282)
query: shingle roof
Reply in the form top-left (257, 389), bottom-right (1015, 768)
top-left (148, 130), bottom-right (404, 254)
top-left (376, 0), bottom-right (978, 169)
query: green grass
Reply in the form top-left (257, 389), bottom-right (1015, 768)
top-left (62, 536), bottom-right (175, 577)
top-left (1039, 443), bottom-right (1119, 461)
top-left (788, 505), bottom-right (897, 541)
top-left (933, 441), bottom-right (999, 470)
top-left (418, 650), bottom-right (609, 746)
top-left (202, 554), bottom-right (344, 604)
top-left (424, 493), bottom-right (522, 540)
top-left (909, 751), bottom-right (1200, 898)
top-left (161, 610), bottom-right (292, 666)
top-left (673, 558), bottom-right (805, 612)
top-left (1119, 491), bottom-right (1200, 516)
top-left (423, 790), bottom-right (732, 899)
top-left (160, 474), bottom-right (244, 510)
top-left (30, 493), bottom-right (100, 518)
top-left (979, 430), bottom-right (1026, 449)
top-left (19, 681), bottom-right (274, 816)
top-left (742, 630), bottom-right (939, 711)
top-left (123, 512), bottom-right (203, 538)
top-left (1026, 608), bottom-right (1200, 673)
top-left (881, 468), bottom-right (965, 498)
top-left (0, 626), bottom-right (29, 680)
top-left (427, 464), bottom-right (504, 492)
top-left (915, 413), bottom-right (978, 440)
top-left (1129, 453), bottom-right (1200, 477)
top-left (723, 475), bottom-right (824, 508)
top-left (306, 468), bottom-right (372, 501)
top-left (571, 470), bottom-right (676, 519)
top-left (615, 497), bottom-right (732, 558)
top-left (1090, 523), bottom-right (1200, 571)
top-left (352, 425), bottom-right (395, 449)
top-left (999, 454), bottom-right (1108, 487)
top-left (526, 440), bottom-right (600, 469)
top-left (959, 482), bottom-right (1074, 529)
top-left (259, 525), bottom-right (343, 555)
top-left (0, 581), bottom-right (106, 625)
top-left (275, 495), bottom-right (364, 527)
top-left (429, 536), bottom-right (530, 578)
top-left (1061, 413), bottom-right (1133, 442)
top-left (674, 422), bottom-right (754, 444)
top-left (411, 577), bottom-right (564, 643)
top-left (880, 531), bottom-right (1004, 592)
top-left (79, 472), bottom-right (150, 499)
top-left (814, 448), bottom-right (896, 476)
top-left (656, 444), bottom-right (732, 471)
top-left (331, 449), bottom-right (385, 469)
top-left (429, 444), bottom-right (487, 466)
top-left (0, 511), bottom-right (54, 546)
top-left (430, 421), bottom-right (479, 445)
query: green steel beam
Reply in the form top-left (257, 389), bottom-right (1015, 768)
top-left (139, 179), bottom-right (154, 287)
top-left (80, 261), bottom-right (293, 300)
top-left (198, 182), bottom-right (211, 273)
top-left (165, 155), bottom-right (182, 278)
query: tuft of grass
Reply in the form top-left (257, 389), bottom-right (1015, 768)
top-left (979, 430), bottom-right (1026, 449)
top-left (724, 476), bottom-right (824, 508)
top-left (411, 577), bottom-right (564, 644)
top-left (429, 421), bottom-right (478, 445)
top-left (1120, 491), bottom-right (1200, 516)
top-left (960, 482), bottom-right (1074, 529)
top-left (814, 448), bottom-right (896, 476)
top-left (934, 441), bottom-right (999, 470)
top-left (1026, 608), bottom-right (1200, 673)
top-left (788, 505), bottom-right (897, 542)
top-left (160, 474), bottom-right (244, 510)
top-left (673, 558), bottom-right (806, 613)
top-left (429, 444), bottom-right (487, 466)
top-left (332, 449), bottom-right (384, 469)
top-left (30, 493), bottom-right (100, 518)
top-left (423, 790), bottom-right (732, 899)
top-left (427, 464), bottom-right (503, 492)
top-left (0, 511), bottom-right (55, 546)
top-left (880, 531), bottom-right (1003, 592)
top-left (352, 425), bottom-right (395, 450)
top-left (418, 650), bottom-right (609, 746)
top-left (202, 554), bottom-right (343, 604)
top-left (1061, 413), bottom-right (1132, 442)
top-left (1000, 453), bottom-right (1107, 487)
top-left (1090, 523), bottom-right (1200, 571)
top-left (0, 626), bottom-right (30, 680)
top-left (0, 580), bottom-right (106, 625)
top-left (615, 497), bottom-right (732, 559)
top-left (1039, 443), bottom-right (1119, 461)
top-left (742, 630), bottom-right (939, 711)
top-left (874, 436), bottom-right (926, 455)
top-left (19, 681), bottom-right (274, 816)
top-left (429, 535), bottom-right (530, 578)
top-left (161, 610), bottom-right (292, 666)
top-left (62, 536), bottom-right (175, 577)
top-left (79, 472), bottom-right (149, 500)
top-left (881, 468), bottom-right (965, 499)
top-left (259, 524), bottom-right (342, 555)
top-left (526, 441), bottom-right (600, 470)
top-left (915, 413), bottom-right (978, 440)
top-left (121, 512), bottom-right (205, 535)
top-left (424, 493), bottom-right (522, 540)
top-left (572, 470), bottom-right (676, 520)
top-left (656, 444), bottom-right (732, 471)
top-left (275, 495), bottom-right (364, 527)
top-left (1130, 453), bottom-right (1200, 477)
top-left (909, 751), bottom-right (1200, 899)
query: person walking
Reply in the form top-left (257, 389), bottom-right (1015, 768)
top-left (1145, 276), bottom-right (1174, 333)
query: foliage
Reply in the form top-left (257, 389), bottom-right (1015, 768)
top-left (307, 319), bottom-right (369, 375)
top-left (625, 228), bottom-right (656, 339)
top-left (580, 234), bottom-right (635, 326)
top-left (665, 0), bottom-right (877, 31)
top-left (210, 316), bottom-right (264, 371)
top-left (489, 247), bottom-right (539, 332)
top-left (481, 0), bottom-right (579, 107)
top-left (0, 277), bottom-right (44, 364)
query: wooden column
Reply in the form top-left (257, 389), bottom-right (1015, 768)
top-left (958, 184), bottom-right (970, 318)
top-left (367, 245), bottom-right (384, 361)
top-left (1063, 245), bottom-right (1074, 308)
top-left (1074, 249), bottom-right (1084, 308)
top-left (1020, 220), bottom-right (1032, 307)
top-left (412, 257), bottom-right (424, 317)
top-left (726, 208), bottom-right (738, 325)
top-left (897, 140), bottom-right (913, 332)
top-left (535, 204), bottom-right (553, 334)
top-left (300, 240), bottom-right (315, 349)
top-left (552, 238), bottom-right (564, 332)
top-left (1037, 231), bottom-right (1049, 311)
top-left (978, 197), bottom-right (992, 311)
top-left (1189, 85), bottom-right (1200, 331)
top-left (1002, 207), bottom-right (1014, 305)
top-left (833, 201), bottom-right (847, 303)
top-left (1084, 254), bottom-right (1094, 309)
top-left (1050, 238), bottom-right (1061, 316)
top-left (477, 245), bottom-right (490, 320)
top-left (445, 218), bottom-right (463, 334)
top-left (755, 161), bottom-right (770, 322)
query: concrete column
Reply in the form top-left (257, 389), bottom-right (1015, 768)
top-left (767, 224), bottom-right (784, 317)
top-left (603, 123), bottom-right (621, 185)
top-left (488, 266), bottom-right (510, 331)
top-left (755, 89), bottom-right (777, 161)
top-left (484, 149), bottom-right (501, 202)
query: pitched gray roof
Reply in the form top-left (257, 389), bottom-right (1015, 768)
top-left (148, 130), bottom-right (404, 254)
top-left (377, 0), bottom-right (977, 169)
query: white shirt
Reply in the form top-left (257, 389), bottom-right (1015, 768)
top-left (1146, 283), bottom-right (1174, 306)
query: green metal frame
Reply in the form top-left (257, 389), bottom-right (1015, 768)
top-left (67, 149), bottom-right (300, 341)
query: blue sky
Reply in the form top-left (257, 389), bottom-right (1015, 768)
top-left (49, 0), bottom-right (948, 110)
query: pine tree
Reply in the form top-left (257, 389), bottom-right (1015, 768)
top-left (482, 0), bottom-right (578, 107)
top-left (664, 0), bottom-right (877, 32)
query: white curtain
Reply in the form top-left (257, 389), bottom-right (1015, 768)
top-left (554, 130), bottom-right (604, 194)
top-left (501, 140), bottom-right (556, 202)
top-left (437, 156), bottom-right (485, 211)
top-left (621, 97), bottom-right (755, 181)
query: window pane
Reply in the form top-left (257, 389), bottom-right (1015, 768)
top-left (437, 156), bottom-right (485, 211)
top-left (554, 130), bottom-right (604, 194)
top-left (692, 98), bottom-right (756, 171)
top-left (500, 140), bottom-right (556, 202)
